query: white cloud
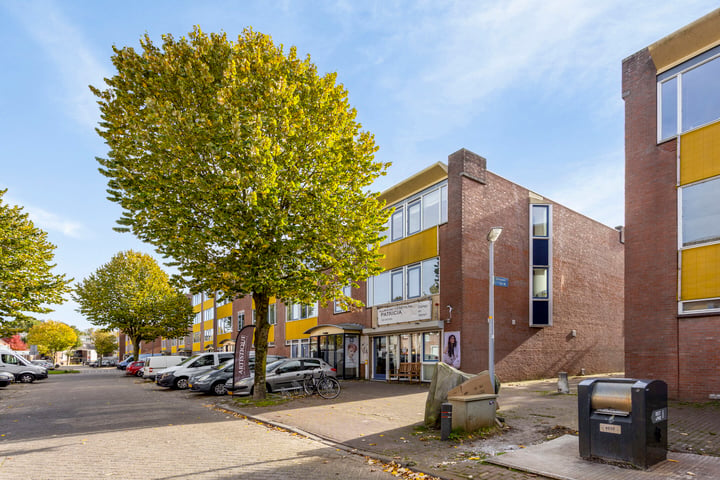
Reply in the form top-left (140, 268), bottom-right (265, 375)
top-left (340, 0), bottom-right (718, 141)
top-left (4, 193), bottom-right (88, 239)
top-left (5, 0), bottom-right (109, 129)
top-left (27, 206), bottom-right (87, 239)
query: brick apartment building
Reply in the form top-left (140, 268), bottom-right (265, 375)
top-left (623, 8), bottom-right (720, 400)
top-left (121, 148), bottom-right (624, 384)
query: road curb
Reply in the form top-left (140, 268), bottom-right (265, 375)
top-left (215, 400), bottom-right (454, 480)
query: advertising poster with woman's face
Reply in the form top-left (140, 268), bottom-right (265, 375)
top-left (345, 337), bottom-right (359, 368)
top-left (443, 331), bottom-right (461, 368)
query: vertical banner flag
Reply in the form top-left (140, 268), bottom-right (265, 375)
top-left (232, 325), bottom-right (255, 387)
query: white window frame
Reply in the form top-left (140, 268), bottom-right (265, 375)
top-left (218, 316), bottom-right (232, 334)
top-left (367, 258), bottom-right (440, 307)
top-left (334, 286), bottom-right (352, 314)
top-left (529, 204), bottom-right (553, 327)
top-left (383, 181), bottom-right (448, 245)
top-left (657, 48), bottom-right (720, 143)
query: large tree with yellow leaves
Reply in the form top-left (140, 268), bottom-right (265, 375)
top-left (91, 27), bottom-right (389, 398)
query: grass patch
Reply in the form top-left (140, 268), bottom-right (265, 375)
top-left (48, 369), bottom-right (80, 374)
top-left (412, 423), bottom-right (502, 443)
top-left (231, 393), bottom-right (293, 408)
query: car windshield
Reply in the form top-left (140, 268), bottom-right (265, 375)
top-left (177, 355), bottom-right (198, 366)
top-left (266, 360), bottom-right (285, 372)
top-left (213, 359), bottom-right (234, 371)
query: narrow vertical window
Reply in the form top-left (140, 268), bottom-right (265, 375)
top-left (380, 218), bottom-right (391, 246)
top-left (391, 206), bottom-right (404, 241)
top-left (423, 189), bottom-right (440, 229)
top-left (407, 264), bottom-right (421, 298)
top-left (440, 185), bottom-right (448, 224)
top-left (660, 77), bottom-right (678, 141)
top-left (407, 200), bottom-right (421, 235)
top-left (391, 269), bottom-right (404, 301)
top-left (421, 257), bottom-right (440, 295)
top-left (530, 204), bottom-right (552, 326)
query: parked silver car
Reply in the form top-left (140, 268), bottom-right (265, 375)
top-left (189, 355), bottom-right (286, 396)
top-left (31, 360), bottom-right (54, 370)
top-left (226, 357), bottom-right (336, 396)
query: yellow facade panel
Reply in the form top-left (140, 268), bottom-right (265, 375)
top-left (649, 9), bottom-right (720, 73)
top-left (286, 317), bottom-right (318, 340)
top-left (202, 298), bottom-right (214, 311)
top-left (217, 332), bottom-right (232, 344)
top-left (216, 303), bottom-right (232, 319)
top-left (193, 304), bottom-right (201, 313)
top-left (680, 122), bottom-right (720, 185)
top-left (681, 243), bottom-right (720, 300)
top-left (269, 325), bottom-right (275, 343)
top-left (379, 163), bottom-right (448, 207)
top-left (379, 227), bottom-right (438, 271)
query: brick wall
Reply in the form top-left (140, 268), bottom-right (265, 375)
top-left (445, 149), bottom-right (624, 381)
top-left (622, 47), bottom-right (720, 400)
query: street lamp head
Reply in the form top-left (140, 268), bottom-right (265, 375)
top-left (487, 227), bottom-right (503, 242)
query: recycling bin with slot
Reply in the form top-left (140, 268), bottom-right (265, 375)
top-left (578, 378), bottom-right (667, 469)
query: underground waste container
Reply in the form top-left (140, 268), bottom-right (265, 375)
top-left (578, 378), bottom-right (667, 469)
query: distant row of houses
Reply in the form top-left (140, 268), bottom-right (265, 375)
top-left (120, 9), bottom-right (720, 401)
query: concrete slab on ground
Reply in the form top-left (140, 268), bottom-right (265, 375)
top-left (487, 435), bottom-right (720, 480)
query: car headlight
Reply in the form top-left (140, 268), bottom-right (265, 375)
top-left (195, 374), bottom-right (211, 382)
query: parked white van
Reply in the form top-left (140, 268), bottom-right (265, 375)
top-left (142, 355), bottom-right (186, 380)
top-left (0, 349), bottom-right (48, 383)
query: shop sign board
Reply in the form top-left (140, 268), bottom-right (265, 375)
top-left (378, 300), bottom-right (432, 325)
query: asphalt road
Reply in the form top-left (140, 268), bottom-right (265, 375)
top-left (0, 367), bottom-right (400, 479)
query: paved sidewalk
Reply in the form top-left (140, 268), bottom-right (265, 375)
top-left (219, 375), bottom-right (720, 480)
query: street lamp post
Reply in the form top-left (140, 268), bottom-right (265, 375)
top-left (487, 227), bottom-right (503, 394)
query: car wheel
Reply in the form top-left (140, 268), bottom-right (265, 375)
top-left (211, 382), bottom-right (227, 396)
top-left (174, 377), bottom-right (189, 389)
top-left (136, 370), bottom-right (144, 377)
top-left (19, 373), bottom-right (35, 383)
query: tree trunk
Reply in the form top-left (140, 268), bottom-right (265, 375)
top-left (252, 292), bottom-right (271, 400)
top-left (132, 336), bottom-right (142, 365)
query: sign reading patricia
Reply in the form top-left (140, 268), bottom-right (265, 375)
top-left (232, 325), bottom-right (255, 387)
top-left (378, 300), bottom-right (432, 325)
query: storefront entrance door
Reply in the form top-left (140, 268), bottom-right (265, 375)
top-left (373, 336), bottom-right (387, 380)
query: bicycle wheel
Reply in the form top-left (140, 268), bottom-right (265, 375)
top-left (302, 375), bottom-right (316, 396)
top-left (317, 377), bottom-right (340, 399)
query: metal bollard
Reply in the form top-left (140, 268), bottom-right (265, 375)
top-left (558, 371), bottom-right (569, 394)
top-left (441, 402), bottom-right (452, 440)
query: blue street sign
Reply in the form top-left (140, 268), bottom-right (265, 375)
top-left (494, 276), bottom-right (509, 287)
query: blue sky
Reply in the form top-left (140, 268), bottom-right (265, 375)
top-left (1, 1), bottom-right (717, 330)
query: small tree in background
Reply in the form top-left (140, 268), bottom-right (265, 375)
top-left (73, 251), bottom-right (193, 364)
top-left (91, 329), bottom-right (118, 364)
top-left (27, 321), bottom-right (78, 364)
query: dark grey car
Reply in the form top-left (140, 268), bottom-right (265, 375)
top-left (226, 357), bottom-right (336, 396)
top-left (188, 355), bottom-right (285, 395)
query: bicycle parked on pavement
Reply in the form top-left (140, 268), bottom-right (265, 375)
top-left (303, 370), bottom-right (341, 399)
